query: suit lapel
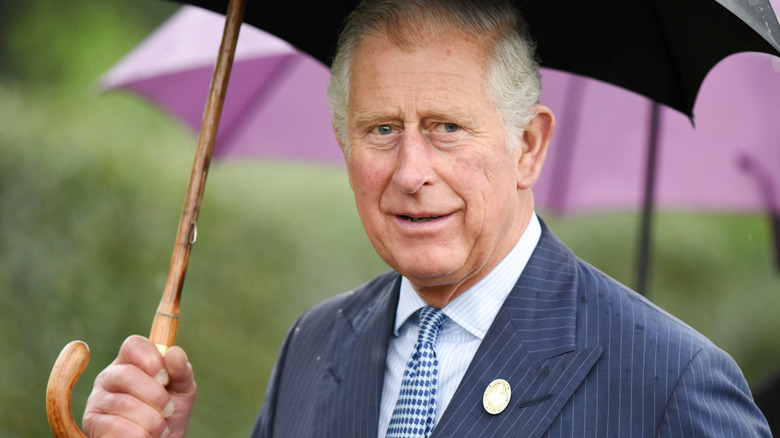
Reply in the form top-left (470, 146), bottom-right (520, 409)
top-left (316, 274), bottom-right (400, 437)
top-left (433, 225), bottom-right (603, 438)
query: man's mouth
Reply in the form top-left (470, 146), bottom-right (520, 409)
top-left (400, 215), bottom-right (441, 223)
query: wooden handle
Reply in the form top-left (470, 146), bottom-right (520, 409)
top-left (45, 0), bottom-right (246, 436)
top-left (46, 341), bottom-right (89, 438)
top-left (151, 0), bottom-right (246, 352)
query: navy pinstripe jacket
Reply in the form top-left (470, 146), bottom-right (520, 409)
top-left (251, 221), bottom-right (770, 437)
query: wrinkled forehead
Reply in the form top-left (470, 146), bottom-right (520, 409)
top-left (346, 30), bottom-right (498, 126)
top-left (349, 28), bottom-right (492, 91)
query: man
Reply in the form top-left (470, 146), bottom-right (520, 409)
top-left (83, 0), bottom-right (771, 436)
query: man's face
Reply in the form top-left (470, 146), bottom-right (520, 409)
top-left (341, 30), bottom-right (538, 303)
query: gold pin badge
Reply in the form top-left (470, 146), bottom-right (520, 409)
top-left (483, 379), bottom-right (511, 415)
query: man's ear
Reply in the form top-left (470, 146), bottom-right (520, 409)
top-left (516, 104), bottom-right (555, 190)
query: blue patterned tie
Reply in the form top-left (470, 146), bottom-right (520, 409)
top-left (386, 306), bottom-right (448, 438)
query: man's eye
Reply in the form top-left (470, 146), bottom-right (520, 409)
top-left (376, 125), bottom-right (393, 135)
top-left (442, 123), bottom-right (459, 133)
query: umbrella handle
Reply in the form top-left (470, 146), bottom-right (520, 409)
top-left (46, 341), bottom-right (89, 438)
top-left (45, 0), bottom-right (246, 436)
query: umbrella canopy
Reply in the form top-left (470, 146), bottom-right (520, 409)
top-left (177, 0), bottom-right (780, 117)
top-left (109, 2), bottom-right (780, 294)
top-left (100, 5), bottom-right (342, 163)
top-left (536, 52), bottom-right (780, 292)
top-left (535, 53), bottom-right (780, 216)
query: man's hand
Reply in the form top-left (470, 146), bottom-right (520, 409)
top-left (83, 335), bottom-right (197, 438)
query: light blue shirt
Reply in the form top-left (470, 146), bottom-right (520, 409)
top-left (377, 214), bottom-right (542, 437)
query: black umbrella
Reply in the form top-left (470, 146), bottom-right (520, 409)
top-left (176, 0), bottom-right (780, 296)
top-left (180, 0), bottom-right (780, 117)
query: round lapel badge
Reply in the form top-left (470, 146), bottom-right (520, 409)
top-left (483, 379), bottom-right (511, 415)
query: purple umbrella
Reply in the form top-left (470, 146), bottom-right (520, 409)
top-left (99, 5), bottom-right (342, 164)
top-left (535, 52), bottom-right (780, 293)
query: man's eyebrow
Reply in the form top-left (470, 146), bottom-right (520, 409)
top-left (421, 109), bottom-right (474, 124)
top-left (352, 108), bottom-right (475, 125)
top-left (352, 110), bottom-right (401, 128)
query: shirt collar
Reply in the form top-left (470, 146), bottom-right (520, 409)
top-left (394, 213), bottom-right (542, 338)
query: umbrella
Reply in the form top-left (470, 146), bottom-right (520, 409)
top-left (106, 2), bottom-right (780, 294)
top-left (178, 0), bottom-right (780, 117)
top-left (535, 52), bottom-right (780, 293)
top-left (99, 5), bottom-right (342, 163)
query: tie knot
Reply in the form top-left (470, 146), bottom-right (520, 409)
top-left (417, 306), bottom-right (447, 346)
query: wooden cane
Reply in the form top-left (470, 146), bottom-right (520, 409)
top-left (46, 0), bottom-right (246, 436)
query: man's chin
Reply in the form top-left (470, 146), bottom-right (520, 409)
top-left (392, 255), bottom-right (462, 281)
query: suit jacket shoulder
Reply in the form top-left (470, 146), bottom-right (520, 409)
top-left (252, 270), bottom-right (401, 438)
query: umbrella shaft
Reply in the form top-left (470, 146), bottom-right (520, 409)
top-left (635, 102), bottom-right (662, 296)
top-left (151, 0), bottom-right (246, 351)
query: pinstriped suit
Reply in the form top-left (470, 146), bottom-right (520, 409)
top-left (251, 221), bottom-right (770, 437)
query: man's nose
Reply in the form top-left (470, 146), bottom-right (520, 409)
top-left (392, 130), bottom-right (435, 194)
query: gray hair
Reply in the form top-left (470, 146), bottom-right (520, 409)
top-left (327, 0), bottom-right (541, 155)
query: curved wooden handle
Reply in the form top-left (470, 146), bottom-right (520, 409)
top-left (46, 341), bottom-right (90, 438)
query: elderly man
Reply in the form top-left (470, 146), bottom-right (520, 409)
top-left (83, 0), bottom-right (770, 436)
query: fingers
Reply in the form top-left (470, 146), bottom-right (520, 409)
top-left (106, 336), bottom-right (173, 413)
top-left (84, 388), bottom-right (169, 437)
top-left (115, 335), bottom-right (169, 385)
top-left (83, 335), bottom-right (196, 438)
top-left (97, 361), bottom-right (174, 417)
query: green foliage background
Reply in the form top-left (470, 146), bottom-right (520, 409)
top-left (1, 1), bottom-right (778, 436)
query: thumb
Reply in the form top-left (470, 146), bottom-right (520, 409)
top-left (163, 346), bottom-right (196, 396)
